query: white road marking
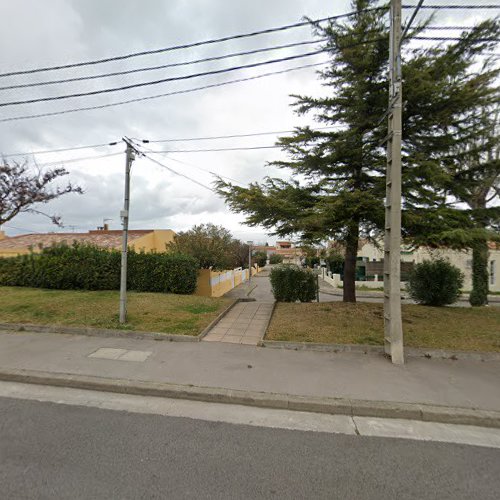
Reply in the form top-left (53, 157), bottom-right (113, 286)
top-left (0, 381), bottom-right (499, 448)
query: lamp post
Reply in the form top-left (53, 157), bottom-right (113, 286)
top-left (247, 241), bottom-right (253, 282)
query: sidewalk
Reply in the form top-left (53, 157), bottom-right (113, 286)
top-left (0, 328), bottom-right (499, 425)
top-left (203, 269), bottom-right (275, 345)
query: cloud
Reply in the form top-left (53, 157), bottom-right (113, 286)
top-left (0, 0), bottom-right (493, 242)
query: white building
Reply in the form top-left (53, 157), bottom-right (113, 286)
top-left (358, 241), bottom-right (500, 293)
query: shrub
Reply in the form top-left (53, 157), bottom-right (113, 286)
top-left (252, 251), bottom-right (267, 268)
top-left (326, 252), bottom-right (344, 274)
top-left (407, 258), bottom-right (464, 306)
top-left (270, 265), bottom-right (317, 302)
top-left (269, 254), bottom-right (283, 264)
top-left (305, 256), bottom-right (320, 268)
top-left (0, 243), bottom-right (198, 294)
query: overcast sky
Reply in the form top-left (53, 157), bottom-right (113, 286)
top-left (0, 1), bottom-right (496, 244)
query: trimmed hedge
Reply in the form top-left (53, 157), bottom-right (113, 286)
top-left (407, 258), bottom-right (464, 307)
top-left (0, 243), bottom-right (198, 294)
top-left (270, 264), bottom-right (317, 302)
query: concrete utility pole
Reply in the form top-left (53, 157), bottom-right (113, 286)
top-left (119, 138), bottom-right (138, 324)
top-left (247, 241), bottom-right (253, 282)
top-left (383, 0), bottom-right (404, 364)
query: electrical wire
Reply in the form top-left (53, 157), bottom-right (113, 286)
top-left (402, 0), bottom-right (426, 42)
top-left (135, 125), bottom-right (343, 143)
top-left (2, 141), bottom-right (120, 158)
top-left (0, 39), bottom-right (326, 91)
top-left (403, 4), bottom-right (500, 9)
top-left (135, 140), bottom-right (246, 185)
top-left (3, 224), bottom-right (43, 234)
top-left (0, 61), bottom-right (329, 123)
top-left (412, 36), bottom-right (500, 41)
top-left (141, 152), bottom-right (216, 192)
top-left (0, 6), bottom-right (388, 78)
top-left (0, 49), bottom-right (325, 108)
top-left (149, 146), bottom-right (280, 153)
top-left (34, 152), bottom-right (122, 167)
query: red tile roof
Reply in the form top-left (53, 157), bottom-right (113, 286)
top-left (0, 230), bottom-right (151, 250)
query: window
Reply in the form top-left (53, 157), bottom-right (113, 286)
top-left (490, 261), bottom-right (496, 285)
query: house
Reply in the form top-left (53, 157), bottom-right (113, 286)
top-left (357, 240), bottom-right (500, 293)
top-left (0, 228), bottom-right (176, 257)
top-left (274, 241), bottom-right (305, 262)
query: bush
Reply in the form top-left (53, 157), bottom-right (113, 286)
top-left (252, 251), bottom-right (267, 268)
top-left (269, 254), bottom-right (283, 264)
top-left (270, 265), bottom-right (317, 302)
top-left (407, 258), bottom-right (464, 306)
top-left (305, 256), bottom-right (320, 268)
top-left (326, 253), bottom-right (344, 274)
top-left (0, 243), bottom-right (198, 294)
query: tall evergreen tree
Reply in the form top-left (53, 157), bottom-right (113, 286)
top-left (216, 0), bottom-right (499, 302)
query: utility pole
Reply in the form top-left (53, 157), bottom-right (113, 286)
top-left (119, 138), bottom-right (138, 324)
top-left (383, 0), bottom-right (404, 364)
top-left (247, 241), bottom-right (253, 282)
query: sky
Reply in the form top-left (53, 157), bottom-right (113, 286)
top-left (0, 1), bottom-right (497, 245)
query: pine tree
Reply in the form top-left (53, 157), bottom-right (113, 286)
top-left (216, 0), bottom-right (499, 302)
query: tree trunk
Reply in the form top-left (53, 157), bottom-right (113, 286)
top-left (469, 240), bottom-right (489, 306)
top-left (343, 225), bottom-right (359, 303)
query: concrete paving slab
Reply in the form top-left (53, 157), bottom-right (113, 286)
top-left (88, 348), bottom-right (127, 360)
top-left (118, 350), bottom-right (152, 362)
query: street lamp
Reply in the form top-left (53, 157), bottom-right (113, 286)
top-left (247, 241), bottom-right (253, 282)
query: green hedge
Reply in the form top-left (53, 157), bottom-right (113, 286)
top-left (270, 265), bottom-right (317, 302)
top-left (269, 254), bottom-right (283, 264)
top-left (0, 243), bottom-right (198, 294)
top-left (252, 251), bottom-right (267, 268)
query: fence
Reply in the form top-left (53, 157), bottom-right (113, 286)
top-left (321, 269), bottom-right (407, 290)
top-left (195, 266), bottom-right (260, 297)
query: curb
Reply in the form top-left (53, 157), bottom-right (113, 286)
top-left (0, 322), bottom-right (199, 342)
top-left (319, 287), bottom-right (500, 303)
top-left (260, 340), bottom-right (500, 361)
top-left (0, 298), bottom-right (242, 343)
top-left (1, 368), bottom-right (499, 429)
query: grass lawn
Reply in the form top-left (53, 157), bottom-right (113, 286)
top-left (0, 287), bottom-right (232, 336)
top-left (267, 302), bottom-right (500, 352)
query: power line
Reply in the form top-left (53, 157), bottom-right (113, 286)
top-left (141, 152), bottom-right (216, 192)
top-left (136, 142), bottom-right (245, 185)
top-left (2, 141), bottom-right (120, 158)
top-left (2, 127), bottom-right (341, 159)
top-left (403, 4), bottom-right (500, 9)
top-left (0, 6), bottom-right (387, 78)
top-left (402, 0), bottom-right (425, 41)
top-left (412, 36), bottom-right (500, 41)
top-left (0, 61), bottom-right (329, 123)
top-left (0, 39), bottom-right (326, 91)
top-left (0, 49), bottom-right (325, 108)
top-left (3, 224), bottom-right (43, 234)
top-left (35, 152), bottom-right (122, 167)
top-left (149, 146), bottom-right (280, 153)
top-left (135, 125), bottom-right (342, 143)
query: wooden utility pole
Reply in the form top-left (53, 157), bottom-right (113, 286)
top-left (383, 0), bottom-right (404, 364)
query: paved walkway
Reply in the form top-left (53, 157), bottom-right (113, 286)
top-left (203, 301), bottom-right (274, 345)
top-left (203, 269), bottom-right (275, 345)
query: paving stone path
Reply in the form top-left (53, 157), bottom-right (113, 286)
top-left (203, 270), bottom-right (275, 345)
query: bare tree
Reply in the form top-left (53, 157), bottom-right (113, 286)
top-left (0, 160), bottom-right (83, 227)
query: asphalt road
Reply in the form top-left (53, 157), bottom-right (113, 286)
top-left (1, 396), bottom-right (499, 500)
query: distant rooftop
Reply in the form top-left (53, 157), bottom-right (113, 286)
top-left (0, 229), bottom-right (155, 251)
